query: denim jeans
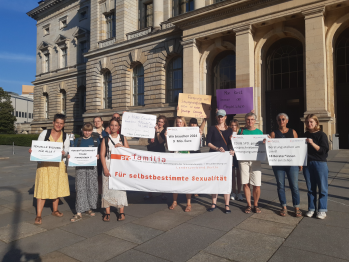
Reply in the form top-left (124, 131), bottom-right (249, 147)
top-left (70, 140), bottom-right (74, 147)
top-left (272, 166), bottom-right (300, 207)
top-left (303, 161), bottom-right (329, 212)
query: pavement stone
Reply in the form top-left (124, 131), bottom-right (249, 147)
top-left (0, 222), bottom-right (46, 243)
top-left (35, 251), bottom-right (80, 262)
top-left (0, 210), bottom-right (34, 228)
top-left (38, 212), bottom-right (76, 230)
top-left (250, 207), bottom-right (303, 226)
top-left (3, 199), bottom-right (36, 211)
top-left (0, 207), bottom-right (12, 215)
top-left (60, 233), bottom-right (136, 262)
top-left (299, 210), bottom-right (349, 229)
top-left (132, 210), bottom-right (193, 231)
top-left (108, 249), bottom-right (169, 262)
top-left (205, 228), bottom-right (284, 262)
top-left (0, 198), bottom-right (11, 206)
top-left (236, 217), bottom-right (294, 238)
top-left (124, 202), bottom-right (169, 218)
top-left (136, 223), bottom-right (225, 262)
top-left (105, 222), bottom-right (164, 244)
top-left (187, 252), bottom-right (231, 262)
top-left (284, 221), bottom-right (349, 260)
top-left (269, 246), bottom-right (348, 262)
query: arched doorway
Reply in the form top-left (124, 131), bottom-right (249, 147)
top-left (265, 38), bottom-right (305, 136)
top-left (335, 28), bottom-right (349, 148)
top-left (211, 50), bottom-right (236, 124)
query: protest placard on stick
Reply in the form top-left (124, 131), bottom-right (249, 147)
top-left (177, 93), bottom-right (211, 118)
top-left (216, 87), bottom-right (253, 114)
top-left (121, 112), bottom-right (156, 138)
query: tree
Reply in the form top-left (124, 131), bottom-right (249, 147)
top-left (0, 87), bottom-right (17, 134)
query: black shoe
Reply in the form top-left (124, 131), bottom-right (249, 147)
top-left (225, 205), bottom-right (231, 214)
top-left (207, 204), bottom-right (216, 212)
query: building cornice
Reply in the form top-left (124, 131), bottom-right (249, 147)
top-left (27, 0), bottom-right (67, 19)
top-left (33, 68), bottom-right (86, 85)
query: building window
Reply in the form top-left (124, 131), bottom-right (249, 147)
top-left (266, 38), bottom-right (303, 91)
top-left (103, 72), bottom-right (112, 109)
top-left (43, 25), bottom-right (50, 35)
top-left (60, 17), bottom-right (67, 29)
top-left (167, 57), bottom-right (183, 103)
top-left (132, 65), bottom-right (145, 106)
top-left (29, 113), bottom-right (31, 119)
top-left (80, 41), bottom-right (87, 63)
top-left (44, 54), bottom-right (50, 73)
top-left (25, 112), bottom-right (27, 118)
top-left (16, 111), bottom-right (18, 117)
top-left (22, 112), bottom-right (24, 118)
top-left (61, 90), bottom-right (66, 115)
top-left (79, 87), bottom-right (86, 114)
top-left (61, 48), bottom-right (67, 68)
top-left (212, 51), bottom-right (236, 92)
top-left (174, 0), bottom-right (194, 16)
top-left (105, 13), bottom-right (115, 39)
top-left (80, 10), bottom-right (87, 20)
top-left (145, 3), bottom-right (153, 28)
top-left (45, 94), bottom-right (49, 119)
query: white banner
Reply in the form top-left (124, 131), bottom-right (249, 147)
top-left (68, 147), bottom-right (98, 167)
top-left (232, 135), bottom-right (268, 161)
top-left (109, 148), bottom-right (232, 194)
top-left (121, 112), bottom-right (157, 138)
top-left (167, 127), bottom-right (200, 151)
top-left (30, 141), bottom-right (63, 162)
top-left (266, 138), bottom-right (308, 166)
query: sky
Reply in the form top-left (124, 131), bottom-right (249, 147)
top-left (0, 0), bottom-right (39, 95)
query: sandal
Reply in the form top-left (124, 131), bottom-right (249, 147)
top-left (207, 204), bottom-right (216, 212)
top-left (34, 216), bottom-right (42, 225)
top-left (118, 213), bottom-right (126, 221)
top-left (85, 210), bottom-right (95, 217)
top-left (254, 206), bottom-right (262, 214)
top-left (185, 205), bottom-right (192, 212)
top-left (245, 206), bottom-right (252, 214)
top-left (103, 214), bottom-right (110, 222)
top-left (169, 202), bottom-right (177, 210)
top-left (70, 214), bottom-right (82, 222)
top-left (225, 205), bottom-right (231, 214)
top-left (52, 211), bottom-right (63, 217)
top-left (295, 209), bottom-right (302, 217)
top-left (280, 208), bottom-right (287, 217)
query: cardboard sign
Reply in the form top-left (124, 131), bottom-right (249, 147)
top-left (109, 147), bottom-right (232, 194)
top-left (177, 93), bottom-right (211, 118)
top-left (68, 147), bottom-right (98, 167)
top-left (231, 135), bottom-right (268, 161)
top-left (266, 138), bottom-right (307, 166)
top-left (30, 141), bottom-right (63, 162)
top-left (216, 87), bottom-right (253, 114)
top-left (121, 112), bottom-right (157, 139)
top-left (167, 127), bottom-right (200, 151)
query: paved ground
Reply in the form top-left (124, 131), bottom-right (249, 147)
top-left (0, 145), bottom-right (348, 262)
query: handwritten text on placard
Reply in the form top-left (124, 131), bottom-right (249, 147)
top-left (216, 87), bottom-right (253, 114)
top-left (177, 93), bottom-right (211, 118)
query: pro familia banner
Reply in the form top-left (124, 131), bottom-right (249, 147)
top-left (109, 148), bottom-right (232, 194)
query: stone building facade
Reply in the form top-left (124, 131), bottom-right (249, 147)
top-left (28, 0), bottom-right (349, 148)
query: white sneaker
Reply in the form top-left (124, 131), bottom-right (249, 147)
top-left (230, 193), bottom-right (236, 200)
top-left (316, 212), bottom-right (327, 219)
top-left (305, 211), bottom-right (315, 217)
top-left (237, 193), bottom-right (244, 201)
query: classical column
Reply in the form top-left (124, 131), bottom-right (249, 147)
top-left (194, 0), bottom-right (205, 9)
top-left (302, 8), bottom-right (330, 120)
top-left (182, 39), bottom-right (200, 94)
top-left (153, 0), bottom-right (164, 29)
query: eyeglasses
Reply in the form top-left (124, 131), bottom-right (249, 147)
top-left (277, 118), bottom-right (287, 122)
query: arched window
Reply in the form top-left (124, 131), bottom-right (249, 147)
top-left (336, 28), bottom-right (349, 84)
top-left (60, 90), bottom-right (66, 115)
top-left (167, 57), bottom-right (183, 103)
top-left (212, 51), bottom-right (236, 93)
top-left (44, 94), bottom-right (49, 119)
top-left (103, 71), bottom-right (112, 109)
top-left (267, 38), bottom-right (303, 90)
top-left (133, 64), bottom-right (145, 106)
top-left (79, 86), bottom-right (86, 114)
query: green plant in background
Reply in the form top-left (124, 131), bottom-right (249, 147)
top-left (0, 87), bottom-right (17, 134)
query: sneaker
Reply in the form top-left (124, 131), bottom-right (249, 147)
top-left (230, 193), bottom-right (236, 200)
top-left (305, 211), bottom-right (315, 217)
top-left (237, 193), bottom-right (244, 201)
top-left (316, 212), bottom-right (327, 219)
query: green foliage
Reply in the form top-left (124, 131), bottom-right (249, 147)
top-left (0, 134), bottom-right (39, 147)
top-left (0, 87), bottom-right (17, 134)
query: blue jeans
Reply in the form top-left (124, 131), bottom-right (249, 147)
top-left (70, 140), bottom-right (74, 147)
top-left (303, 161), bottom-right (328, 212)
top-left (272, 166), bottom-right (300, 207)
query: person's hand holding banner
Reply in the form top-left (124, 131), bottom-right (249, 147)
top-left (167, 127), bottom-right (200, 151)
top-left (30, 141), bottom-right (63, 162)
top-left (121, 112), bottom-right (156, 138)
top-left (177, 93), bottom-right (211, 118)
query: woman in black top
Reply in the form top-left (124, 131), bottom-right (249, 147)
top-left (270, 113), bottom-right (302, 217)
top-left (206, 109), bottom-right (234, 214)
top-left (145, 115), bottom-right (167, 200)
top-left (303, 114), bottom-right (329, 220)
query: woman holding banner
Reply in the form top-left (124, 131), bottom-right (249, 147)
top-left (167, 116), bottom-right (194, 212)
top-left (206, 109), bottom-right (234, 214)
top-left (29, 113), bottom-right (70, 225)
top-left (100, 118), bottom-right (129, 222)
top-left (269, 113), bottom-right (302, 217)
top-left (303, 114), bottom-right (329, 219)
top-left (145, 115), bottom-right (168, 200)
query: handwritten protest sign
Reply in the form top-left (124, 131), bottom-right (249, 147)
top-left (177, 93), bottom-right (211, 118)
top-left (216, 87), bottom-right (253, 114)
top-left (231, 135), bottom-right (268, 161)
top-left (30, 141), bottom-right (63, 162)
top-left (68, 148), bottom-right (98, 167)
top-left (121, 112), bottom-right (156, 138)
top-left (167, 127), bottom-right (200, 151)
top-left (266, 139), bottom-right (307, 166)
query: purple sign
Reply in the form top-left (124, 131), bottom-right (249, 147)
top-left (216, 87), bottom-right (253, 114)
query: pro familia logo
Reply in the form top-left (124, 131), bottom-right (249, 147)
top-left (111, 154), bottom-right (131, 160)
top-left (111, 153), bottom-right (166, 163)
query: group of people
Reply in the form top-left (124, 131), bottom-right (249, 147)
top-left (29, 108), bottom-right (329, 225)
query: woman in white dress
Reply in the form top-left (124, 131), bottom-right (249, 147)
top-left (100, 118), bottom-right (129, 222)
